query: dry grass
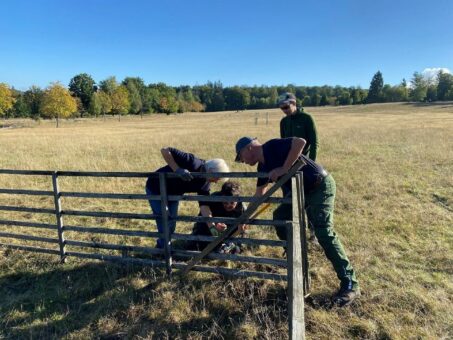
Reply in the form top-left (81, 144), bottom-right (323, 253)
top-left (0, 102), bottom-right (452, 339)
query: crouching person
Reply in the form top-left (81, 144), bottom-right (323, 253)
top-left (145, 147), bottom-right (229, 249)
top-left (188, 181), bottom-right (247, 254)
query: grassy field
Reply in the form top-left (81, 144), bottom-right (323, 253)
top-left (0, 102), bottom-right (452, 339)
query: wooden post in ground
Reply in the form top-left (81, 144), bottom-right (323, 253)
top-left (287, 177), bottom-right (305, 340)
top-left (52, 172), bottom-right (66, 263)
top-left (159, 173), bottom-right (172, 276)
top-left (296, 172), bottom-right (310, 295)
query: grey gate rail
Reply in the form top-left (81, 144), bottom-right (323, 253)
top-left (0, 168), bottom-right (309, 340)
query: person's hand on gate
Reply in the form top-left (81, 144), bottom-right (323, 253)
top-left (176, 168), bottom-right (193, 181)
top-left (214, 222), bottom-right (227, 232)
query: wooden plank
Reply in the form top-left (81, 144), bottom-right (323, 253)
top-left (0, 170), bottom-right (54, 175)
top-left (172, 249), bottom-right (287, 267)
top-left (181, 159), bottom-right (305, 276)
top-left (287, 177), bottom-right (305, 340)
top-left (175, 215), bottom-right (288, 227)
top-left (0, 205), bottom-right (55, 214)
top-left (159, 173), bottom-right (172, 276)
top-left (0, 231), bottom-right (59, 244)
top-left (172, 233), bottom-right (286, 248)
top-left (65, 240), bottom-right (164, 255)
top-left (65, 251), bottom-right (166, 267)
top-left (56, 171), bottom-right (270, 178)
top-left (64, 225), bottom-right (161, 238)
top-left (173, 262), bottom-right (287, 281)
top-left (0, 219), bottom-right (56, 230)
top-left (52, 172), bottom-right (66, 263)
top-left (59, 191), bottom-right (291, 204)
top-left (61, 210), bottom-right (155, 220)
top-left (0, 188), bottom-right (54, 196)
top-left (0, 243), bottom-right (60, 255)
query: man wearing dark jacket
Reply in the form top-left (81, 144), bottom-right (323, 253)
top-left (278, 92), bottom-right (319, 161)
top-left (235, 136), bottom-right (360, 307)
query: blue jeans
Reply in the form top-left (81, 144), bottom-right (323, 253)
top-left (145, 186), bottom-right (179, 248)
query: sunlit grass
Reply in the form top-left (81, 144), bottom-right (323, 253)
top-left (0, 102), bottom-right (452, 338)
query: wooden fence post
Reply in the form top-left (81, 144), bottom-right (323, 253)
top-left (159, 173), bottom-right (172, 276)
top-left (296, 173), bottom-right (310, 295)
top-left (287, 177), bottom-right (305, 340)
top-left (52, 172), bottom-right (66, 263)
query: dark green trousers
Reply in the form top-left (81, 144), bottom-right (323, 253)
top-left (273, 175), bottom-right (358, 289)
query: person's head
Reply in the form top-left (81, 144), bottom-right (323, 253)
top-left (234, 136), bottom-right (262, 166)
top-left (278, 92), bottom-right (297, 115)
top-left (220, 181), bottom-right (240, 211)
top-left (205, 158), bottom-right (229, 183)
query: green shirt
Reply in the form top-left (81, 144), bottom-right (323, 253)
top-left (280, 108), bottom-right (319, 161)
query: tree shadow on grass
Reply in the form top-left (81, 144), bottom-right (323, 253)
top-left (0, 261), bottom-right (151, 338)
top-left (0, 259), bottom-right (290, 339)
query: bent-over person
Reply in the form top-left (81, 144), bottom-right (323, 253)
top-left (234, 136), bottom-right (359, 307)
top-left (145, 147), bottom-right (229, 249)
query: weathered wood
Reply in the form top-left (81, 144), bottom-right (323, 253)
top-left (0, 205), bottom-right (55, 214)
top-left (0, 243), bottom-right (60, 255)
top-left (296, 173), bottom-right (310, 295)
top-left (172, 249), bottom-right (287, 267)
top-left (0, 231), bottom-right (59, 244)
top-left (0, 169), bottom-right (53, 175)
top-left (287, 177), bottom-right (305, 340)
top-left (56, 171), bottom-right (271, 178)
top-left (159, 173), bottom-right (172, 276)
top-left (65, 240), bottom-right (164, 255)
top-left (65, 251), bottom-right (166, 267)
top-left (172, 233), bottom-right (287, 248)
top-left (60, 209), bottom-right (286, 226)
top-left (64, 225), bottom-right (161, 238)
top-left (175, 215), bottom-right (288, 226)
top-left (0, 188), bottom-right (54, 196)
top-left (52, 172), bottom-right (66, 263)
top-left (173, 262), bottom-right (287, 281)
top-left (60, 191), bottom-right (291, 204)
top-left (62, 210), bottom-right (155, 220)
top-left (181, 159), bottom-right (305, 276)
top-left (0, 219), bottom-right (56, 230)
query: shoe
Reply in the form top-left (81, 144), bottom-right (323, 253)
top-left (332, 286), bottom-right (360, 307)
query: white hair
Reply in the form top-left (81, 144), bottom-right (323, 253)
top-left (205, 158), bottom-right (229, 182)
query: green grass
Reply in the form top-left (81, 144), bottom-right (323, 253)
top-left (1, 102), bottom-right (452, 339)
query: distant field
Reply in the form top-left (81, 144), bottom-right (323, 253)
top-left (0, 102), bottom-right (452, 339)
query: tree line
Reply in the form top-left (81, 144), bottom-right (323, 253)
top-left (1, 70), bottom-right (453, 123)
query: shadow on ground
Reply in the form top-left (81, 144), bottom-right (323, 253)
top-left (0, 258), bottom-right (289, 338)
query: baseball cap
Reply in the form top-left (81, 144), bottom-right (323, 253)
top-left (235, 136), bottom-right (256, 162)
top-left (278, 92), bottom-right (297, 106)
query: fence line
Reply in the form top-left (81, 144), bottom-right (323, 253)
top-left (0, 168), bottom-right (308, 340)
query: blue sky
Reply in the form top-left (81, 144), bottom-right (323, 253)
top-left (1, 0), bottom-right (452, 90)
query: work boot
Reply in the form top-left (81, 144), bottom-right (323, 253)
top-left (332, 285), bottom-right (360, 307)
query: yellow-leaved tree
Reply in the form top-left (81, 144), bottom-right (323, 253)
top-left (40, 82), bottom-right (77, 127)
top-left (111, 85), bottom-right (130, 121)
top-left (0, 83), bottom-right (16, 118)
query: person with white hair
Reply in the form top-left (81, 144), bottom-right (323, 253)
top-left (146, 147), bottom-right (229, 249)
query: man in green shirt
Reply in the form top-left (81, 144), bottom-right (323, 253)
top-left (278, 92), bottom-right (319, 161)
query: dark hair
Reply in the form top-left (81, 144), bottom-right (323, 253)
top-left (221, 181), bottom-right (240, 196)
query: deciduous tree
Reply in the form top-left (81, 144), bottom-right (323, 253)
top-left (111, 85), bottom-right (130, 120)
top-left (40, 82), bottom-right (77, 127)
top-left (0, 83), bottom-right (16, 117)
top-left (68, 73), bottom-right (96, 116)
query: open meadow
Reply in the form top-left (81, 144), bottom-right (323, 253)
top-left (0, 102), bottom-right (452, 339)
